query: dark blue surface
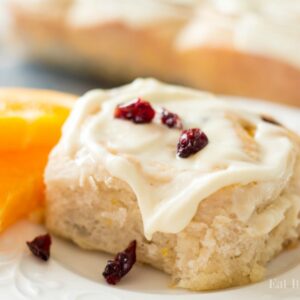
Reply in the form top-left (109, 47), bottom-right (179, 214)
top-left (0, 48), bottom-right (112, 95)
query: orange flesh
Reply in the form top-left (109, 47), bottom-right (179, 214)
top-left (0, 88), bottom-right (73, 151)
top-left (0, 151), bottom-right (47, 231)
top-left (0, 89), bottom-right (75, 232)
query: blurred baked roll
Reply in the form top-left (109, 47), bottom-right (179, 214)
top-left (45, 79), bottom-right (300, 290)
top-left (9, 0), bottom-right (300, 106)
top-left (177, 0), bottom-right (300, 106)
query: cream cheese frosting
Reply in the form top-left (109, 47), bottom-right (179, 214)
top-left (59, 79), bottom-right (295, 239)
top-left (177, 0), bottom-right (300, 69)
top-left (67, 0), bottom-right (193, 28)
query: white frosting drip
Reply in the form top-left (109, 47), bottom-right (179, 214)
top-left (177, 0), bottom-right (300, 69)
top-left (60, 79), bottom-right (295, 239)
top-left (67, 0), bottom-right (192, 28)
top-left (210, 0), bottom-right (300, 19)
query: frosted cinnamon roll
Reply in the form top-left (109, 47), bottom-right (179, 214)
top-left (45, 79), bottom-right (300, 290)
top-left (9, 0), bottom-right (300, 106)
top-left (176, 0), bottom-right (300, 105)
top-left (9, 0), bottom-right (193, 83)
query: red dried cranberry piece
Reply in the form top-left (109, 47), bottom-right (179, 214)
top-left (161, 109), bottom-right (183, 129)
top-left (26, 233), bottom-right (52, 261)
top-left (103, 240), bottom-right (137, 285)
top-left (261, 115), bottom-right (281, 126)
top-left (114, 98), bottom-right (155, 124)
top-left (177, 128), bottom-right (208, 158)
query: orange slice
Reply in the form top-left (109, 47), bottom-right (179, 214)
top-left (0, 150), bottom-right (48, 231)
top-left (0, 88), bottom-right (75, 151)
top-left (0, 88), bottom-right (76, 232)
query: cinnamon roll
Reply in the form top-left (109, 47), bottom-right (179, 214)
top-left (8, 0), bottom-right (300, 106)
top-left (45, 79), bottom-right (300, 290)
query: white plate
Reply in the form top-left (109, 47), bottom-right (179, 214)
top-left (1, 98), bottom-right (300, 300)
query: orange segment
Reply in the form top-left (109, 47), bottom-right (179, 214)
top-left (0, 88), bottom-right (75, 151)
top-left (0, 150), bottom-right (47, 231)
top-left (0, 88), bottom-right (76, 232)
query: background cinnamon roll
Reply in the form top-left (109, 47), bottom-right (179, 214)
top-left (8, 0), bottom-right (300, 106)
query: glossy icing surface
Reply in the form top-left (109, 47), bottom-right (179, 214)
top-left (58, 79), bottom-right (295, 239)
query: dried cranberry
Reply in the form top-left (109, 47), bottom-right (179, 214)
top-left (114, 98), bottom-right (155, 124)
top-left (261, 115), bottom-right (281, 126)
top-left (161, 109), bottom-right (183, 129)
top-left (103, 240), bottom-right (137, 285)
top-left (26, 234), bottom-right (52, 261)
top-left (177, 128), bottom-right (208, 158)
